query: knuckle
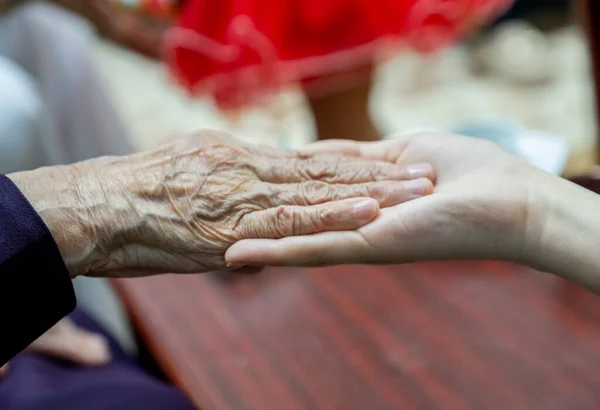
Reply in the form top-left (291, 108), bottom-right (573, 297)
top-left (272, 206), bottom-right (333, 236)
top-left (208, 144), bottom-right (250, 164)
top-left (291, 212), bottom-right (305, 236)
top-left (291, 160), bottom-right (309, 181)
top-left (272, 206), bottom-right (295, 236)
top-left (172, 141), bottom-right (253, 174)
top-left (246, 183), bottom-right (272, 209)
top-left (337, 159), bottom-right (366, 181)
top-left (204, 148), bottom-right (256, 178)
top-left (302, 181), bottom-right (331, 204)
top-left (302, 157), bottom-right (338, 180)
top-left (368, 165), bottom-right (382, 180)
top-left (365, 182), bottom-right (388, 202)
top-left (316, 207), bottom-right (338, 228)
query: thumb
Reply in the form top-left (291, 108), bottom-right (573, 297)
top-left (0, 364), bottom-right (8, 377)
top-left (239, 197), bottom-right (379, 239)
top-left (226, 230), bottom-right (369, 267)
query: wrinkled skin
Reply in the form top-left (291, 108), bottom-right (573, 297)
top-left (226, 132), bottom-right (549, 267)
top-left (0, 318), bottom-right (110, 376)
top-left (11, 130), bottom-right (433, 277)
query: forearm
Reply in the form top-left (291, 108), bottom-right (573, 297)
top-left (7, 144), bottom-right (189, 277)
top-left (532, 176), bottom-right (600, 293)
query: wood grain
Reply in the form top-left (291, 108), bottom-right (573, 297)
top-left (113, 262), bottom-right (600, 410)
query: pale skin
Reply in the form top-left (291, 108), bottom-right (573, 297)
top-left (226, 132), bottom-right (600, 295)
top-left (9, 130), bottom-right (433, 279)
top-left (8, 132), bottom-right (600, 369)
top-left (2, 130), bottom-right (432, 370)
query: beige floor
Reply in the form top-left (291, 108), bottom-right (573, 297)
top-left (93, 25), bottom-right (597, 176)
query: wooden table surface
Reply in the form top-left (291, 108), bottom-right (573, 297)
top-left (113, 262), bottom-right (600, 410)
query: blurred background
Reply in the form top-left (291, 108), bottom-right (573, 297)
top-left (91, 0), bottom-right (595, 176)
top-left (4, 0), bottom-right (592, 176)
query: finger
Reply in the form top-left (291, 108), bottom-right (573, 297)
top-left (31, 327), bottom-right (111, 366)
top-left (0, 364), bottom-right (8, 377)
top-left (226, 230), bottom-right (368, 267)
top-left (239, 197), bottom-right (379, 239)
top-left (302, 133), bottom-right (421, 163)
top-left (268, 178), bottom-right (433, 208)
top-left (255, 153), bottom-right (433, 184)
top-left (65, 332), bottom-right (111, 366)
top-left (302, 139), bottom-right (365, 156)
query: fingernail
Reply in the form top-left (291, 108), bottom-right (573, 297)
top-left (407, 163), bottom-right (433, 178)
top-left (403, 178), bottom-right (429, 195)
top-left (353, 199), bottom-right (377, 220)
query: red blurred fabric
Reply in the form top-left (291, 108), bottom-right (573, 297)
top-left (166, 0), bottom-right (512, 109)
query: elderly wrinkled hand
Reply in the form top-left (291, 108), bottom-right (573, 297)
top-left (226, 132), bottom-right (550, 267)
top-left (0, 318), bottom-right (110, 376)
top-left (10, 130), bottom-right (434, 277)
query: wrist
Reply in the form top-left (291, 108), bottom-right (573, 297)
top-left (526, 173), bottom-right (600, 291)
top-left (8, 162), bottom-right (115, 278)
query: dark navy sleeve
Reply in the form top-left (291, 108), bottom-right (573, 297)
top-left (0, 175), bottom-right (76, 366)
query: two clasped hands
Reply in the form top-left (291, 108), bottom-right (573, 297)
top-left (7, 129), bottom-right (600, 368)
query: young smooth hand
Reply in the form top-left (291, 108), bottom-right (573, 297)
top-left (226, 132), bottom-right (555, 268)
